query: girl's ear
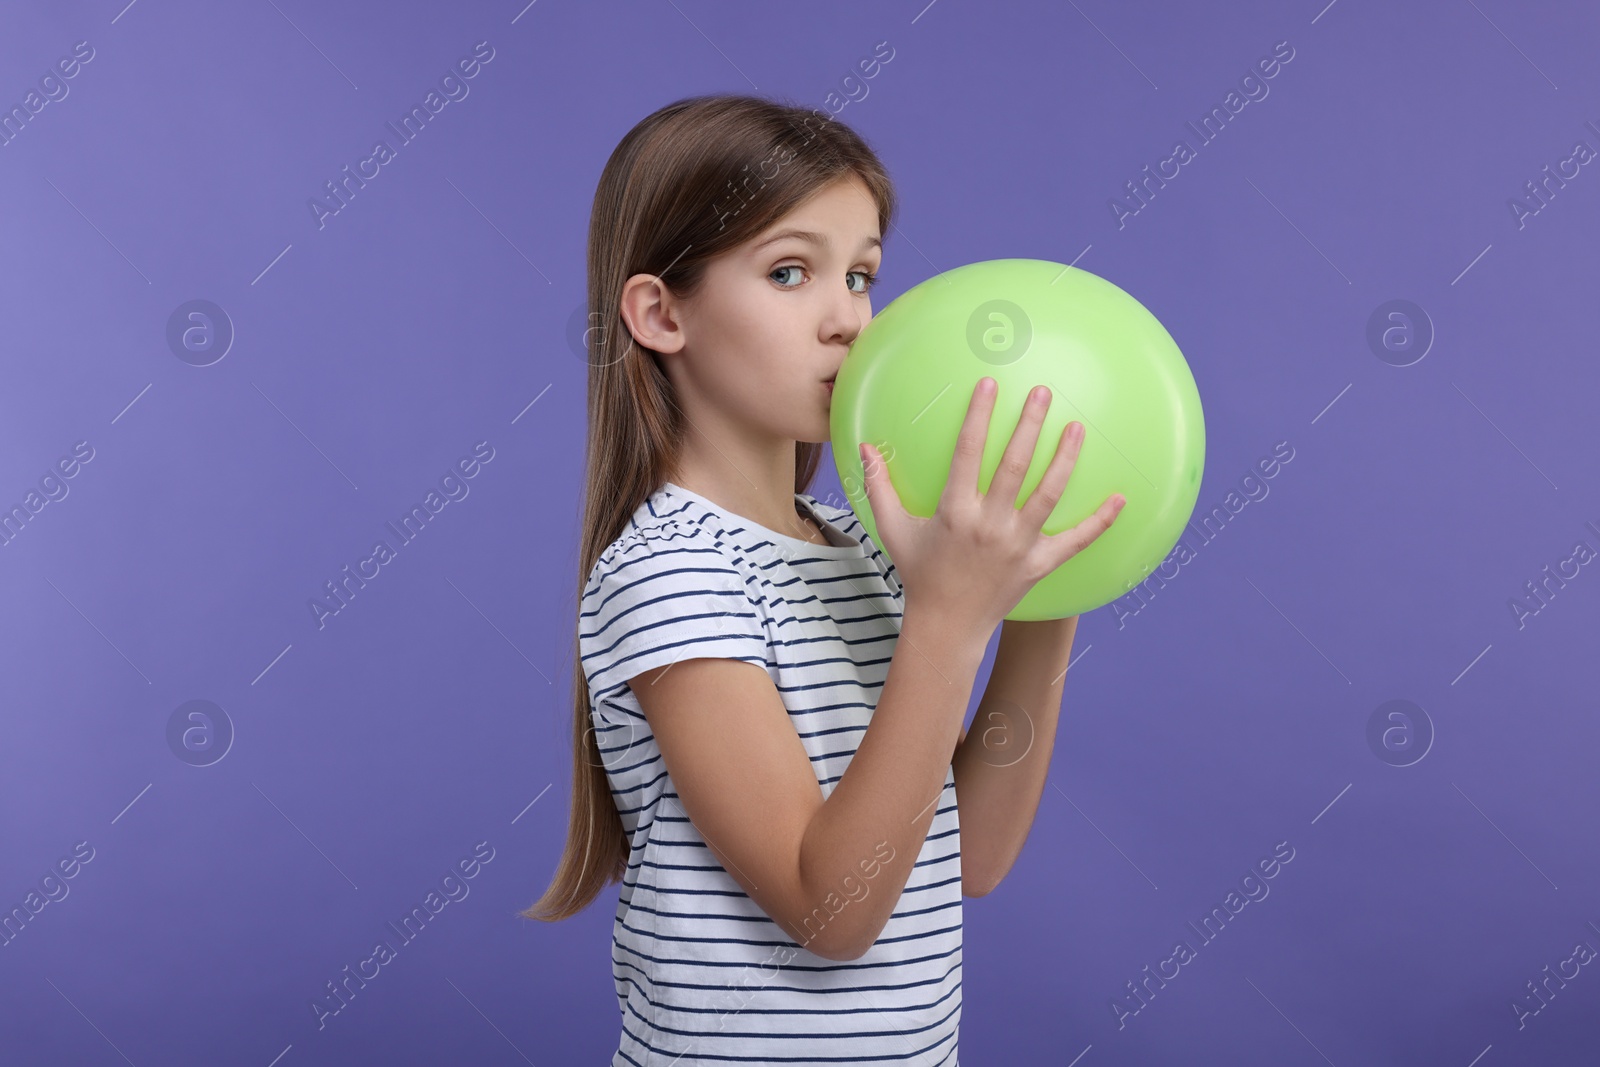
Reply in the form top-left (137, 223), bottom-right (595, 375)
top-left (619, 273), bottom-right (686, 355)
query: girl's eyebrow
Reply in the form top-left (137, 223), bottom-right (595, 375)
top-left (751, 228), bottom-right (882, 253)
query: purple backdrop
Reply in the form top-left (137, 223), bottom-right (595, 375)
top-left (4, 1), bottom-right (1598, 1063)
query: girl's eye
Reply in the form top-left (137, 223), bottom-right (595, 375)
top-left (769, 265), bottom-right (879, 293)
top-left (847, 270), bottom-right (878, 294)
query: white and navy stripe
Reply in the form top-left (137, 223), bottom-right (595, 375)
top-left (578, 481), bottom-right (962, 1066)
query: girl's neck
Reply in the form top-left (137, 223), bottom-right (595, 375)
top-left (668, 474), bottom-right (820, 544)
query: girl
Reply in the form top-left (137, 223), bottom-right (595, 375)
top-left (526, 93), bottom-right (1124, 1065)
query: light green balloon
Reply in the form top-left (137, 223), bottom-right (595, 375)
top-left (830, 258), bottom-right (1206, 621)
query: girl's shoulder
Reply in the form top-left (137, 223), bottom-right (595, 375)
top-left (587, 485), bottom-right (744, 586)
top-left (578, 493), bottom-right (768, 697)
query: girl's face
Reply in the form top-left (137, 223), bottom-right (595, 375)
top-left (670, 176), bottom-right (883, 446)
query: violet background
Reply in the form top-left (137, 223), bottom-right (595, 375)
top-left (3, 1), bottom-right (1598, 1064)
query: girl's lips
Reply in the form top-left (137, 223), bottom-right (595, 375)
top-left (824, 381), bottom-right (834, 392)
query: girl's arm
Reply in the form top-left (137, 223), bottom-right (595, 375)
top-left (633, 600), bottom-right (989, 962)
top-left (950, 615), bottom-right (1079, 895)
top-left (797, 602), bottom-right (991, 952)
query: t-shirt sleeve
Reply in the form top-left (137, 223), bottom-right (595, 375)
top-left (578, 528), bottom-right (769, 713)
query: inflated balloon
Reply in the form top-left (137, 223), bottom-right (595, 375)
top-left (830, 258), bottom-right (1205, 621)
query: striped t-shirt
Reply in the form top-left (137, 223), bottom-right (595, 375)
top-left (578, 480), bottom-right (962, 1066)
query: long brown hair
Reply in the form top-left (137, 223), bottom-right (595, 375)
top-left (522, 94), bottom-right (898, 922)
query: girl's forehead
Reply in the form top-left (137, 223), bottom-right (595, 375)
top-left (742, 220), bottom-right (882, 257)
top-left (765, 179), bottom-right (878, 228)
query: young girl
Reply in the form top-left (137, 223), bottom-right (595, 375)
top-left (525, 93), bottom-right (1124, 1065)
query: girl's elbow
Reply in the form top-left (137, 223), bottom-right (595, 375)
top-left (797, 928), bottom-right (866, 962)
top-left (961, 857), bottom-right (996, 897)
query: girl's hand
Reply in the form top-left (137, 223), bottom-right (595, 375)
top-left (859, 376), bottom-right (1125, 636)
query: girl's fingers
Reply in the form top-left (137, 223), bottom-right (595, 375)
top-left (1038, 492), bottom-right (1125, 571)
top-left (943, 377), bottom-right (998, 508)
top-left (860, 442), bottom-right (916, 537)
top-left (1019, 418), bottom-right (1085, 531)
top-left (987, 385), bottom-right (1052, 515)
